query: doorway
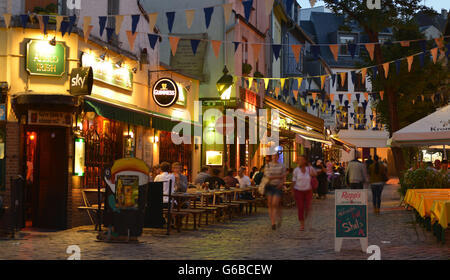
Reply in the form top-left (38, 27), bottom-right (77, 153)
top-left (24, 126), bottom-right (68, 229)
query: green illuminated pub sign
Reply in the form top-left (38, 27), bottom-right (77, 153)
top-left (26, 40), bottom-right (66, 77)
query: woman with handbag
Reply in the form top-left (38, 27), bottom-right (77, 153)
top-left (368, 155), bottom-right (387, 215)
top-left (292, 155), bottom-right (317, 231)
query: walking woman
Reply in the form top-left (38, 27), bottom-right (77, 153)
top-left (264, 152), bottom-right (287, 230)
top-left (368, 155), bottom-right (387, 215)
top-left (292, 155), bottom-right (317, 231)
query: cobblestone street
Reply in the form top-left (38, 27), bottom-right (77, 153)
top-left (1, 183), bottom-right (449, 260)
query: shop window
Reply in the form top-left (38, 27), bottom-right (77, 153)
top-left (159, 131), bottom-right (192, 181)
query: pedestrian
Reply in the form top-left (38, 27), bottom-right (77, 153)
top-left (314, 160), bottom-right (328, 199)
top-left (154, 162), bottom-right (175, 209)
top-left (263, 152), bottom-right (287, 230)
top-left (194, 166), bottom-right (211, 185)
top-left (172, 162), bottom-right (188, 193)
top-left (368, 155), bottom-right (388, 215)
top-left (345, 151), bottom-right (368, 189)
top-left (292, 155), bottom-right (317, 231)
top-left (365, 155), bottom-right (374, 170)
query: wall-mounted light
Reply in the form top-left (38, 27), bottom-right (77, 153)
top-left (132, 67), bottom-right (137, 73)
top-left (99, 52), bottom-right (107, 60)
top-left (49, 36), bottom-right (56, 46)
top-left (115, 60), bottom-right (123, 68)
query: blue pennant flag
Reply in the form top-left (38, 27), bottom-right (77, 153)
top-left (242, 0), bottom-right (253, 21)
top-left (327, 100), bottom-right (331, 107)
top-left (370, 115), bottom-right (374, 121)
top-left (285, 0), bottom-right (294, 15)
top-left (355, 93), bottom-right (360, 103)
top-left (338, 94), bottom-right (343, 104)
top-left (344, 100), bottom-right (349, 107)
top-left (99, 16), bottom-right (107, 37)
top-left (419, 52), bottom-right (424, 67)
top-left (68, 15), bottom-right (76, 35)
top-left (131, 14), bottom-right (140, 34)
top-left (331, 74), bottom-right (336, 87)
top-left (395, 60), bottom-right (401, 75)
top-left (348, 43), bottom-right (357, 59)
top-left (350, 71), bottom-right (357, 86)
top-left (350, 113), bottom-right (354, 118)
top-left (332, 110), bottom-right (336, 115)
top-left (311, 45), bottom-right (320, 59)
top-left (20, 14), bottom-right (28, 29)
top-left (383, 41), bottom-right (393, 46)
top-left (272, 44), bottom-right (282, 60)
top-left (60, 21), bottom-right (69, 37)
top-left (419, 40), bottom-right (426, 53)
top-left (233, 41), bottom-right (240, 52)
top-left (42, 15), bottom-right (49, 34)
top-left (309, 98), bottom-right (314, 107)
top-left (372, 66), bottom-right (378, 80)
top-left (148, 34), bottom-right (159, 50)
top-left (166, 12), bottom-right (176, 33)
top-left (106, 27), bottom-right (115, 41)
top-left (332, 105), bottom-right (335, 110)
top-left (190, 39), bottom-right (201, 55)
top-left (204, 7), bottom-right (214, 29)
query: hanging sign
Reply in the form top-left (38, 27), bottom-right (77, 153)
top-left (70, 67), bottom-right (93, 96)
top-left (335, 189), bottom-right (368, 252)
top-left (152, 78), bottom-right (179, 107)
top-left (26, 39), bottom-right (66, 77)
top-left (28, 110), bottom-right (72, 127)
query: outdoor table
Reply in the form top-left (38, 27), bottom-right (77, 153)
top-left (416, 194), bottom-right (450, 218)
top-left (430, 200), bottom-right (450, 229)
top-left (404, 189), bottom-right (450, 209)
top-left (164, 192), bottom-right (202, 211)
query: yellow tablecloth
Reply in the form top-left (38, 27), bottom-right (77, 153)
top-left (404, 189), bottom-right (450, 210)
top-left (416, 195), bottom-right (450, 217)
top-left (430, 200), bottom-right (450, 229)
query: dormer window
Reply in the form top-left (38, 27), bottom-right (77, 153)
top-left (338, 34), bottom-right (357, 56)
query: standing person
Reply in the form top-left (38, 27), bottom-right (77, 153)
top-left (314, 160), bottom-right (328, 199)
top-left (264, 152), bottom-right (287, 230)
top-left (154, 162), bottom-right (175, 209)
top-left (365, 155), bottom-right (374, 170)
top-left (194, 166), bottom-right (211, 185)
top-left (172, 162), bottom-right (188, 193)
top-left (368, 155), bottom-right (387, 215)
top-left (345, 151), bottom-right (368, 189)
top-left (292, 155), bottom-right (317, 231)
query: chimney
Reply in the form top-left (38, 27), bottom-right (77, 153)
top-left (442, 9), bottom-right (448, 18)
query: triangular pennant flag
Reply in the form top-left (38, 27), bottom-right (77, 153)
top-left (355, 93), bottom-right (361, 103)
top-left (37, 15), bottom-right (44, 34)
top-left (190, 39), bottom-right (201, 55)
top-left (338, 94), bottom-right (343, 104)
top-left (434, 37), bottom-right (444, 49)
top-left (233, 41), bottom-right (241, 53)
top-left (83, 16), bottom-right (91, 36)
top-left (372, 67), bottom-right (378, 80)
top-left (264, 78), bottom-right (269, 90)
top-left (348, 43), bottom-right (357, 59)
top-left (330, 93), bottom-right (335, 101)
top-left (297, 78), bottom-right (303, 89)
top-left (331, 74), bottom-right (336, 87)
top-left (365, 43), bottom-right (375, 61)
top-left (169, 36), bottom-right (180, 56)
top-left (421, 95), bottom-right (425, 102)
top-left (148, 13), bottom-right (158, 33)
top-left (407, 55), bottom-right (413, 72)
top-left (412, 99), bottom-right (415, 105)
top-left (395, 60), bottom-right (401, 75)
top-left (131, 15), bottom-right (140, 35)
top-left (361, 68), bottom-right (367, 84)
top-left (293, 90), bottom-right (299, 101)
top-left (42, 15), bottom-right (49, 34)
top-left (311, 45), bottom-right (320, 58)
top-left (383, 62), bottom-right (389, 79)
top-left (68, 15), bottom-right (76, 35)
top-left (252, 44), bottom-right (262, 62)
top-left (84, 25), bottom-right (93, 43)
top-left (400, 41), bottom-right (410, 47)
top-left (60, 21), bottom-right (69, 37)
top-left (310, 0), bottom-right (317, 7)
top-left (99, 16), bottom-right (107, 37)
top-left (431, 48), bottom-right (438, 64)
top-left (379, 91), bottom-right (384, 101)
top-left (291, 45), bottom-right (302, 64)
top-left (243, 0), bottom-right (253, 21)
top-left (347, 93), bottom-right (352, 101)
top-left (280, 78), bottom-right (286, 89)
top-left (272, 44), bottom-right (282, 60)
top-left (265, 0), bottom-right (275, 15)
top-left (320, 75), bottom-right (326, 90)
top-left (20, 14), bottom-right (29, 29)
top-left (419, 40), bottom-right (426, 53)
top-left (211, 40), bottom-right (222, 59)
top-left (148, 33), bottom-right (159, 50)
top-left (339, 72), bottom-right (346, 88)
top-left (275, 87), bottom-right (280, 98)
top-left (223, 3), bottom-right (233, 25)
top-left (312, 92), bottom-right (317, 102)
top-left (329, 44), bottom-right (339, 61)
top-left (350, 71), bottom-right (357, 86)
top-left (204, 7), bottom-right (214, 29)
top-left (419, 52), bottom-right (425, 68)
top-left (106, 27), bottom-right (115, 42)
top-left (166, 12), bottom-right (176, 33)
top-left (185, 10), bottom-right (195, 29)
top-left (364, 92), bottom-right (369, 101)
top-left (430, 94), bottom-right (435, 103)
top-left (247, 77), bottom-right (253, 89)
top-left (126, 30), bottom-right (138, 51)
top-left (3, 14), bottom-right (11, 28)
top-left (55, 16), bottom-right (63, 33)
top-left (115, 15), bottom-right (124, 35)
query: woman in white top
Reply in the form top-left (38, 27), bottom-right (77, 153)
top-left (292, 155), bottom-right (317, 231)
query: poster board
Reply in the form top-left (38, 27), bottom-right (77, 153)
top-left (335, 189), bottom-right (368, 252)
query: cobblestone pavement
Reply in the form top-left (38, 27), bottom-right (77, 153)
top-left (1, 183), bottom-right (449, 260)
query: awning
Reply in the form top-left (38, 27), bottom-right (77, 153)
top-left (291, 125), bottom-right (330, 144)
top-left (330, 136), bottom-right (355, 152)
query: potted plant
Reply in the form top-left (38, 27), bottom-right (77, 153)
top-left (253, 71), bottom-right (264, 78)
top-left (242, 63), bottom-right (252, 76)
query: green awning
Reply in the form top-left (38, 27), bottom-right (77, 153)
top-left (84, 99), bottom-right (151, 127)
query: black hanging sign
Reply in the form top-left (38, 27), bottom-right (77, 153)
top-left (152, 78), bottom-right (179, 107)
top-left (70, 67), bottom-right (93, 96)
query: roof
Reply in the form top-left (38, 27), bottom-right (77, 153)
top-left (414, 11), bottom-right (447, 32)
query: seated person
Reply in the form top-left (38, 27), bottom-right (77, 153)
top-left (235, 166), bottom-right (253, 200)
top-left (204, 168), bottom-right (225, 190)
top-left (223, 169), bottom-right (239, 189)
top-left (252, 166), bottom-right (264, 186)
top-left (194, 166), bottom-right (211, 185)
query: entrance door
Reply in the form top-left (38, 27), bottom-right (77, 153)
top-left (25, 127), bottom-right (68, 229)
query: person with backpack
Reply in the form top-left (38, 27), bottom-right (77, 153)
top-left (368, 155), bottom-right (388, 215)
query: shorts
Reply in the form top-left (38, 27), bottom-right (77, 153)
top-left (265, 184), bottom-right (283, 197)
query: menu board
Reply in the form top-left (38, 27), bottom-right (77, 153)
top-left (336, 205), bottom-right (367, 238)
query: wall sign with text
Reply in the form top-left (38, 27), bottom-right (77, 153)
top-left (152, 78), bottom-right (179, 107)
top-left (70, 67), bottom-right (93, 96)
top-left (26, 40), bottom-right (66, 77)
top-left (28, 110), bottom-right (72, 127)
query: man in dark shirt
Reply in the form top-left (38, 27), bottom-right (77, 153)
top-left (204, 168), bottom-right (225, 190)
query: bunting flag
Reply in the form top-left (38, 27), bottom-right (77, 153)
top-left (383, 62), bottom-right (389, 79)
top-left (185, 10), bottom-right (195, 29)
top-left (365, 43), bottom-right (375, 61)
top-left (329, 44), bottom-right (339, 61)
top-left (223, 3), bottom-right (233, 25)
top-left (395, 60), bottom-right (401, 75)
top-left (252, 43), bottom-right (262, 62)
top-left (148, 33), bottom-right (159, 50)
top-left (361, 68), bottom-right (367, 84)
top-left (346, 93), bottom-right (352, 101)
top-left (148, 13), bottom-right (158, 33)
top-left (312, 92), bottom-right (317, 102)
top-left (310, 0), bottom-right (317, 7)
top-left (243, 0), bottom-right (253, 21)
top-left (166, 12), bottom-right (176, 33)
top-left (264, 78), bottom-right (269, 90)
top-left (430, 94), bottom-right (435, 103)
top-left (233, 41), bottom-right (240, 52)
top-left (400, 41), bottom-right (410, 47)
top-left (115, 15), bottom-right (124, 35)
top-left (84, 25), bottom-right (93, 43)
top-left (3, 14), bottom-right (11, 28)
top-left (272, 44), bottom-right (282, 60)
top-left (338, 94), bottom-right (343, 104)
top-left (330, 93), bottom-right (335, 101)
top-left (211, 40), bottom-right (222, 59)
top-left (293, 90), bottom-right (298, 101)
top-left (280, 78), bottom-right (286, 89)
top-left (126, 30), bottom-right (138, 51)
top-left (350, 71), bottom-right (357, 86)
top-left (169, 36), bottom-right (180, 56)
top-left (372, 67), bottom-right (378, 80)
top-left (106, 27), bottom-right (115, 41)
top-left (331, 74), bottom-right (336, 87)
top-left (68, 15), bottom-right (76, 35)
top-left (190, 39), bottom-right (201, 55)
top-left (37, 15), bottom-right (45, 34)
top-left (248, 77), bottom-right (253, 89)
top-left (364, 92), bottom-right (369, 101)
top-left (419, 40), bottom-right (426, 53)
top-left (419, 52), bottom-right (425, 68)
top-left (348, 43), bottom-right (357, 59)
top-left (131, 14), bottom-right (140, 35)
top-left (320, 75), bottom-right (326, 90)
top-left (55, 16), bottom-right (63, 33)
top-left (99, 16), bottom-right (107, 37)
top-left (291, 45), bottom-right (302, 64)
top-left (60, 21), bottom-right (69, 37)
top-left (265, 0), bottom-right (274, 16)
top-left (355, 94), bottom-right (360, 103)
top-left (421, 94), bottom-right (425, 102)
top-left (20, 14), bottom-right (28, 29)
top-left (339, 72), bottom-right (346, 87)
top-left (83, 16), bottom-right (91, 36)
top-left (379, 91), bottom-right (384, 100)
top-left (311, 45), bottom-right (320, 58)
top-left (407, 55), bottom-right (414, 72)
top-left (434, 37), bottom-right (444, 49)
top-left (204, 7), bottom-right (214, 29)
top-left (275, 87), bottom-right (280, 98)
top-left (297, 78), bottom-right (303, 89)
top-left (430, 47), bottom-right (438, 64)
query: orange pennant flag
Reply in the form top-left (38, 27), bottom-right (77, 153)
top-left (84, 25), bottom-right (93, 43)
top-left (3, 14), bottom-right (11, 28)
top-left (320, 75), bottom-right (326, 90)
top-left (330, 94), bottom-right (335, 101)
top-left (340, 72), bottom-right (346, 88)
top-left (346, 93), bottom-right (352, 101)
top-left (400, 41), bottom-right (410, 47)
top-left (293, 90), bottom-right (299, 101)
top-left (329, 44), bottom-right (339, 62)
top-left (379, 91), bottom-right (384, 100)
top-left (312, 92), bottom-right (317, 102)
top-left (211, 40), bottom-right (222, 59)
top-left (252, 44), bottom-right (262, 62)
top-left (434, 37), bottom-right (444, 49)
top-left (275, 87), bottom-right (280, 98)
top-left (169, 36), bottom-right (180, 56)
top-left (365, 43), bottom-right (375, 61)
top-left (37, 15), bottom-right (45, 34)
top-left (291, 45), bottom-right (302, 64)
top-left (126, 30), bottom-right (138, 51)
top-left (430, 48), bottom-right (438, 64)
top-left (361, 68), bottom-right (367, 85)
top-left (364, 92), bottom-right (369, 101)
top-left (407, 56), bottom-right (414, 72)
top-left (383, 63), bottom-right (389, 79)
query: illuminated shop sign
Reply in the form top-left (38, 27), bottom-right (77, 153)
top-left (26, 39), bottom-right (66, 77)
top-left (152, 78), bottom-right (179, 107)
top-left (74, 138), bottom-right (85, 176)
top-left (206, 151), bottom-right (223, 166)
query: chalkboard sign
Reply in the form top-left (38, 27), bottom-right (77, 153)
top-left (336, 205), bottom-right (367, 238)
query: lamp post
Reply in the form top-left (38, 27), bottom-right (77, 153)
top-left (216, 66), bottom-right (233, 173)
